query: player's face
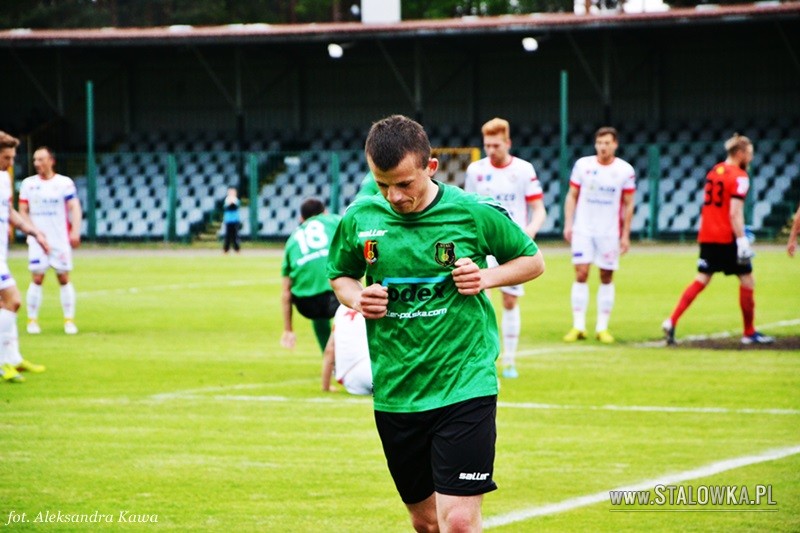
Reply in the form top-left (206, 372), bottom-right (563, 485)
top-left (33, 150), bottom-right (54, 176)
top-left (369, 153), bottom-right (438, 214)
top-left (0, 147), bottom-right (16, 172)
top-left (483, 134), bottom-right (511, 167)
top-left (739, 145), bottom-right (754, 170)
top-left (595, 134), bottom-right (618, 164)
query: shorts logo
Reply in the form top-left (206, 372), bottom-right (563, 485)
top-left (434, 242), bottom-right (456, 267)
top-left (364, 240), bottom-right (379, 264)
top-left (697, 258), bottom-right (708, 269)
top-left (459, 472), bottom-right (490, 481)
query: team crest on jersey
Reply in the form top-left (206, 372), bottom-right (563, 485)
top-left (434, 242), bottom-right (456, 267)
top-left (364, 240), bottom-right (379, 264)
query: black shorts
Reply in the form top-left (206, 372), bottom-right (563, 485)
top-left (698, 242), bottom-right (752, 276)
top-left (374, 395), bottom-right (498, 504)
top-left (292, 291), bottom-right (339, 320)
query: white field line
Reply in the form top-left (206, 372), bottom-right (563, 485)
top-left (483, 444), bottom-right (800, 528)
top-left (79, 278), bottom-right (282, 298)
top-left (145, 385), bottom-right (800, 415)
top-left (636, 318), bottom-right (800, 348)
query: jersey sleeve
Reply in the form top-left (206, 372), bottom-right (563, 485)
top-left (18, 179), bottom-right (30, 203)
top-left (525, 162), bottom-right (543, 201)
top-left (730, 171), bottom-right (749, 200)
top-left (64, 178), bottom-right (78, 201)
top-left (471, 198), bottom-right (538, 264)
top-left (280, 240), bottom-right (293, 277)
top-left (569, 159), bottom-right (583, 188)
top-left (327, 208), bottom-right (367, 281)
top-left (622, 163), bottom-right (636, 194)
top-left (463, 162), bottom-right (477, 193)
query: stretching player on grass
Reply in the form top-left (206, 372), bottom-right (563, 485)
top-left (662, 134), bottom-right (773, 345)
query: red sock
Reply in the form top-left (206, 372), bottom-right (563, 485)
top-left (671, 280), bottom-right (706, 326)
top-left (740, 286), bottom-right (755, 336)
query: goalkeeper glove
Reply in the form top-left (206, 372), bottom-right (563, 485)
top-left (736, 236), bottom-right (754, 264)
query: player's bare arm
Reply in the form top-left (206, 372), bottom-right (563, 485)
top-left (452, 253), bottom-right (544, 296)
top-left (280, 277), bottom-right (296, 348)
top-left (563, 185), bottom-right (579, 243)
top-left (331, 277), bottom-right (388, 320)
top-left (9, 207), bottom-right (50, 254)
top-left (525, 198), bottom-right (547, 239)
top-left (788, 204), bottom-right (800, 257)
top-left (68, 197), bottom-right (82, 248)
top-left (620, 191), bottom-right (635, 254)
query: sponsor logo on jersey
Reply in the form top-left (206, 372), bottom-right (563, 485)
top-left (434, 242), bottom-right (456, 267)
top-left (387, 283), bottom-right (446, 303)
top-left (358, 229), bottom-right (388, 238)
top-left (364, 240), bottom-right (378, 264)
top-left (459, 472), bottom-right (490, 481)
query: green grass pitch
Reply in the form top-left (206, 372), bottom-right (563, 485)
top-left (1, 243), bottom-right (798, 531)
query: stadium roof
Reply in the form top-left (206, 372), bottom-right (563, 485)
top-left (0, 2), bottom-right (798, 48)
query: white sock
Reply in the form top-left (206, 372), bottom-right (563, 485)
top-left (0, 309), bottom-right (22, 366)
top-left (501, 305), bottom-right (520, 367)
top-left (60, 282), bottom-right (76, 321)
top-left (571, 282), bottom-right (589, 331)
top-left (596, 282), bottom-right (615, 332)
top-left (27, 283), bottom-right (43, 320)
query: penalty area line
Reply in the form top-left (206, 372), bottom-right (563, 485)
top-left (483, 444), bottom-right (800, 529)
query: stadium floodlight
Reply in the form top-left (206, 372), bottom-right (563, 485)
top-left (521, 37), bottom-right (539, 52)
top-left (328, 43), bottom-right (345, 59)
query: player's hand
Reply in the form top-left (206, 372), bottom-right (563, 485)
top-left (620, 235), bottom-right (630, 255)
top-left (34, 230), bottom-right (50, 255)
top-left (736, 236), bottom-right (754, 264)
top-left (359, 283), bottom-right (388, 319)
top-left (70, 231), bottom-right (81, 249)
top-left (452, 257), bottom-right (483, 295)
top-left (788, 240), bottom-right (796, 258)
top-left (563, 227), bottom-right (572, 243)
top-left (280, 331), bottom-right (296, 349)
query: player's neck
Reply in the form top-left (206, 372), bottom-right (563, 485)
top-left (596, 155), bottom-right (615, 166)
top-left (490, 155), bottom-right (512, 168)
top-left (38, 171), bottom-right (55, 180)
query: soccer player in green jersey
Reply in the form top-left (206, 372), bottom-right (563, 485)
top-left (280, 198), bottom-right (341, 354)
top-left (328, 115), bottom-right (545, 532)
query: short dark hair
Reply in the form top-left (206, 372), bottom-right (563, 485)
top-left (365, 115), bottom-right (430, 172)
top-left (0, 131), bottom-right (20, 150)
top-left (595, 126), bottom-right (618, 142)
top-left (300, 198), bottom-right (325, 220)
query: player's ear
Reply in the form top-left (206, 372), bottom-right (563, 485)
top-left (426, 158), bottom-right (439, 176)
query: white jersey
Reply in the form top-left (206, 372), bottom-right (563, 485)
top-left (464, 157), bottom-right (543, 228)
top-left (19, 174), bottom-right (78, 249)
top-left (332, 305), bottom-right (372, 395)
top-left (0, 171), bottom-right (11, 263)
top-left (570, 156), bottom-right (636, 238)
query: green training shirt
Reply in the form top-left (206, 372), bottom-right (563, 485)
top-left (327, 181), bottom-right (538, 413)
top-left (282, 213), bottom-right (342, 297)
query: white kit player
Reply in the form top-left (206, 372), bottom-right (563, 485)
top-left (321, 305), bottom-right (372, 395)
top-left (0, 131), bottom-right (49, 383)
top-left (562, 127), bottom-right (635, 344)
top-left (464, 118), bottom-right (546, 379)
top-left (19, 147), bottom-right (83, 335)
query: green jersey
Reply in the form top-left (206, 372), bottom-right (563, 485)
top-left (282, 213), bottom-right (342, 297)
top-left (328, 181), bottom-right (538, 413)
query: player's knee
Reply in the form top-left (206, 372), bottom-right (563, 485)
top-left (439, 507), bottom-right (479, 533)
top-left (410, 515), bottom-right (439, 533)
top-left (3, 294), bottom-right (21, 311)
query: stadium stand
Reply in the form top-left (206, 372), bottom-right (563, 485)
top-left (71, 118), bottom-right (799, 241)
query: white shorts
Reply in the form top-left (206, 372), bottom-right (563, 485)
top-left (339, 358), bottom-right (373, 396)
top-left (28, 239), bottom-right (72, 273)
top-left (0, 261), bottom-right (16, 290)
top-left (486, 255), bottom-right (524, 297)
top-left (570, 233), bottom-right (620, 270)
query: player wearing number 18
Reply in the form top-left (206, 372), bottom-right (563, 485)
top-left (662, 134), bottom-right (773, 346)
top-left (280, 198), bottom-right (342, 353)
